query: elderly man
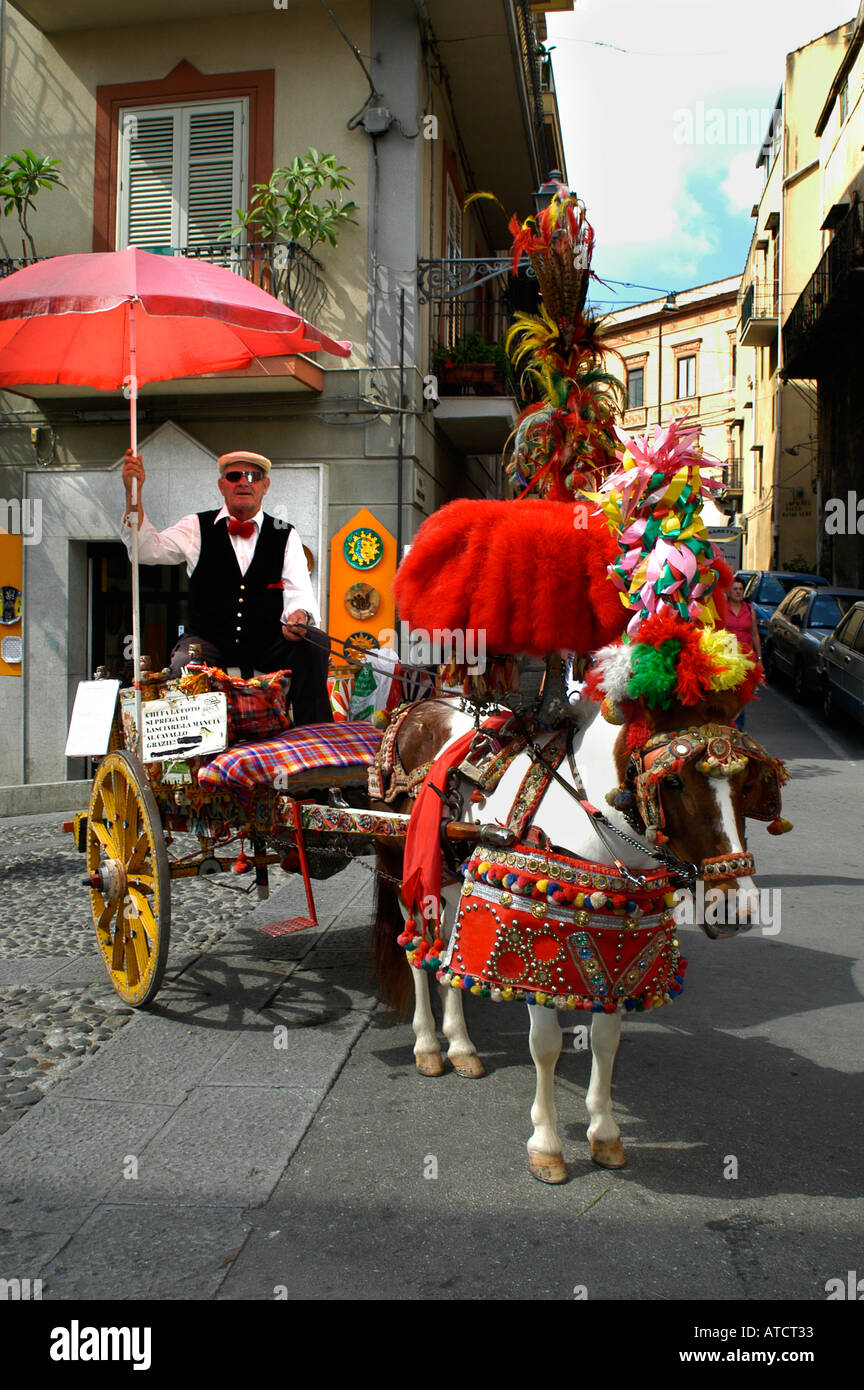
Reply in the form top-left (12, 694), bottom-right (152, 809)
top-left (121, 448), bottom-right (332, 725)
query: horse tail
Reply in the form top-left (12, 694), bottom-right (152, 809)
top-left (372, 838), bottom-right (415, 1017)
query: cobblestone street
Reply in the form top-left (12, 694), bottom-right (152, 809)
top-left (0, 814), bottom-right (290, 1133)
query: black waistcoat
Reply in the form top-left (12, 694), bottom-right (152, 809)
top-left (188, 510), bottom-right (293, 666)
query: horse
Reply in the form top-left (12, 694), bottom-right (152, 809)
top-left (373, 684), bottom-right (774, 1183)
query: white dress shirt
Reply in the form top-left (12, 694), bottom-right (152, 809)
top-left (121, 504), bottom-right (320, 626)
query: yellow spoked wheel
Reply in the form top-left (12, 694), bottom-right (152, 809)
top-left (86, 750), bottom-right (171, 1008)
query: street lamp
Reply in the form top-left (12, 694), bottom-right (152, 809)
top-left (533, 170), bottom-right (565, 214)
top-left (657, 291), bottom-right (677, 425)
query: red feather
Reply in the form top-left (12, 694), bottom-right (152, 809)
top-left (393, 499), bottom-right (627, 658)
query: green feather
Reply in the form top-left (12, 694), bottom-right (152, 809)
top-left (628, 640), bottom-right (682, 708)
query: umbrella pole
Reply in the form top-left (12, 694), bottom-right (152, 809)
top-left (128, 300), bottom-right (143, 741)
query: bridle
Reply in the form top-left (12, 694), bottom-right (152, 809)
top-left (623, 722), bottom-right (788, 879)
top-left (508, 709), bottom-right (700, 892)
top-left (512, 712), bottom-right (787, 895)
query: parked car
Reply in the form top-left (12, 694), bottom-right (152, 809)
top-left (819, 601), bottom-right (864, 726)
top-left (742, 570), bottom-right (829, 644)
top-left (764, 586), bottom-right (864, 701)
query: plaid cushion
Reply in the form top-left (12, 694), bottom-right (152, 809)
top-left (184, 665), bottom-right (291, 744)
top-left (198, 720), bottom-right (383, 795)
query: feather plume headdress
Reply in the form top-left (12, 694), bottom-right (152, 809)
top-left (502, 185), bottom-right (624, 499)
top-left (585, 418), bottom-right (727, 635)
top-left (585, 611), bottom-right (760, 715)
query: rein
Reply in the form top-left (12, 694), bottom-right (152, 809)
top-left (507, 708), bottom-right (698, 891)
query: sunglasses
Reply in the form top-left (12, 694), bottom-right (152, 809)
top-left (223, 469), bottom-right (265, 484)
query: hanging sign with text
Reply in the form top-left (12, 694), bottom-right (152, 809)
top-left (140, 693), bottom-right (227, 762)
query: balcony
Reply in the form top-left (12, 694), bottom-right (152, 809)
top-left (0, 242), bottom-right (326, 323)
top-left (783, 203), bottom-right (864, 379)
top-left (738, 282), bottom-right (778, 348)
top-left (723, 457), bottom-right (744, 493)
top-left (421, 257), bottom-right (531, 454)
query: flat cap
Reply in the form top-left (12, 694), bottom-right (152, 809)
top-left (217, 450), bottom-right (272, 476)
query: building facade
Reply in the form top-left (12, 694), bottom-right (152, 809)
top-left (736, 18), bottom-right (855, 573)
top-left (0, 0), bottom-right (570, 792)
top-left (599, 277), bottom-right (743, 555)
top-left (783, 1), bottom-right (864, 587)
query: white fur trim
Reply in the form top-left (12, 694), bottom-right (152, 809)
top-left (593, 642), bottom-right (633, 703)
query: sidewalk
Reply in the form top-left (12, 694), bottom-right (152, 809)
top-left (0, 855), bottom-right (380, 1299)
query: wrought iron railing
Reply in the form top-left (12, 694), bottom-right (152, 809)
top-left (424, 259), bottom-right (539, 398)
top-left (163, 241), bottom-right (327, 322)
top-left (515, 0), bottom-right (554, 170)
top-left (725, 456), bottom-right (743, 491)
top-left (0, 254), bottom-right (44, 277)
top-left (783, 203), bottom-right (864, 369)
top-left (739, 280), bottom-right (778, 329)
top-left (0, 241), bottom-right (327, 322)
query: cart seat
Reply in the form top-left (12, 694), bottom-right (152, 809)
top-left (196, 720), bottom-right (382, 797)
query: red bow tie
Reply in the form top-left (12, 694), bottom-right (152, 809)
top-left (227, 518), bottom-right (256, 539)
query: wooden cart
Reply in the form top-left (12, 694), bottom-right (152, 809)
top-left (66, 672), bottom-right (410, 1009)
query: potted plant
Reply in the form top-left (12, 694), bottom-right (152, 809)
top-left (221, 148), bottom-right (357, 308)
top-left (433, 332), bottom-right (509, 393)
top-left (222, 148), bottom-right (358, 253)
top-left (0, 150), bottom-right (67, 259)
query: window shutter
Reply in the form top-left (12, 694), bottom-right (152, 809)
top-left (121, 112), bottom-right (177, 250)
top-left (118, 99), bottom-right (247, 253)
top-left (185, 106), bottom-right (244, 248)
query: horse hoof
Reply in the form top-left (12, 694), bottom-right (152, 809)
top-left (590, 1137), bottom-right (627, 1169)
top-left (528, 1150), bottom-right (569, 1184)
top-left (415, 1052), bottom-right (445, 1077)
top-left (450, 1052), bottom-right (486, 1079)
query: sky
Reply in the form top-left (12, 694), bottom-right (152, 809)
top-left (546, 0), bottom-right (858, 308)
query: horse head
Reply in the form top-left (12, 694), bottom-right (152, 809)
top-left (611, 690), bottom-right (789, 936)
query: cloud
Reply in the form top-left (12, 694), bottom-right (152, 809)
top-left (721, 150), bottom-right (764, 213)
top-left (546, 0), bottom-right (854, 291)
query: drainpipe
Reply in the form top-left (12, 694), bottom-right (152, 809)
top-left (771, 84), bottom-right (786, 568)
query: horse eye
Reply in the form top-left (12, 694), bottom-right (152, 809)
top-left (666, 775), bottom-right (683, 790)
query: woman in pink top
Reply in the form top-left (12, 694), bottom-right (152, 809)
top-left (724, 579), bottom-right (761, 728)
top-left (725, 580), bottom-right (761, 658)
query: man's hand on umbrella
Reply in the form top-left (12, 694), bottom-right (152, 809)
top-left (282, 610), bottom-right (311, 641)
top-left (122, 449), bottom-right (145, 512)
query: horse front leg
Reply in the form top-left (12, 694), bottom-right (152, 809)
top-left (411, 966), bottom-right (445, 1077)
top-left (586, 1010), bottom-right (627, 1168)
top-left (439, 981), bottom-right (485, 1078)
top-left (527, 1004), bottom-right (568, 1183)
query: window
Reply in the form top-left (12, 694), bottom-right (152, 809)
top-left (676, 354), bottom-right (696, 398)
top-left (117, 99), bottom-right (248, 252)
top-left (837, 607), bottom-right (864, 649)
top-left (809, 594), bottom-right (847, 630)
top-left (626, 366), bottom-right (644, 409)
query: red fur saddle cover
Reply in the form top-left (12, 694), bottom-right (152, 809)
top-left (393, 498), bottom-right (627, 657)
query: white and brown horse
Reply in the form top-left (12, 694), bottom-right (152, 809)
top-left (373, 687), bottom-right (771, 1183)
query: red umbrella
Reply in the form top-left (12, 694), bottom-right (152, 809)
top-left (0, 247), bottom-right (352, 721)
top-left (0, 247), bottom-right (350, 386)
